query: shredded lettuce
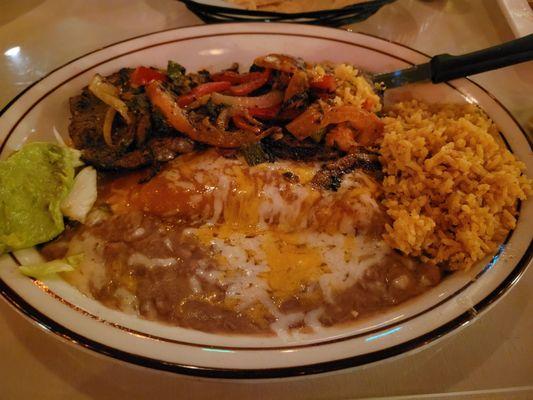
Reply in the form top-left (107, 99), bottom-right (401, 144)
top-left (19, 253), bottom-right (84, 279)
top-left (67, 147), bottom-right (83, 168)
top-left (61, 166), bottom-right (98, 223)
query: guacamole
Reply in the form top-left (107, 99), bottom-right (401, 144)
top-left (0, 142), bottom-right (81, 254)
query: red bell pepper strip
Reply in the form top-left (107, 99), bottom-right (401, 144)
top-left (211, 70), bottom-right (247, 84)
top-left (247, 103), bottom-right (281, 119)
top-left (130, 66), bottom-right (166, 87)
top-left (310, 75), bottom-right (336, 92)
top-left (177, 81), bottom-right (232, 107)
top-left (227, 69), bottom-right (271, 96)
top-left (176, 94), bottom-right (195, 108)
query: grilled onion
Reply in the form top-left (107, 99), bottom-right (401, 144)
top-left (88, 74), bottom-right (131, 124)
top-left (102, 107), bottom-right (116, 146)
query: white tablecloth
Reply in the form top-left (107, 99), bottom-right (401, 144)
top-left (0, 1), bottom-right (531, 398)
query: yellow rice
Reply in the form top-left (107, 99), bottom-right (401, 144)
top-left (309, 62), bottom-right (382, 113)
top-left (380, 100), bottom-right (531, 270)
top-left (332, 64), bottom-right (381, 113)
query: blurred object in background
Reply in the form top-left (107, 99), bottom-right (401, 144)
top-left (178, 0), bottom-right (396, 26)
top-left (498, 0), bottom-right (533, 36)
top-left (227, 0), bottom-right (377, 13)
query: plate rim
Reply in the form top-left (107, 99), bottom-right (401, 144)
top-left (1, 246), bottom-right (531, 379)
top-left (0, 22), bottom-right (531, 379)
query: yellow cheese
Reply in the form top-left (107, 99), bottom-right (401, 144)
top-left (260, 232), bottom-right (326, 302)
top-left (343, 235), bottom-right (357, 263)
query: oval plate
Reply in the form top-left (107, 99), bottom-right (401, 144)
top-left (0, 23), bottom-right (531, 379)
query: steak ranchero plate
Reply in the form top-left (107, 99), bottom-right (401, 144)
top-left (0, 23), bottom-right (531, 379)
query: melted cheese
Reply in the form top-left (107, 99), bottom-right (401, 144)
top-left (100, 150), bottom-right (390, 336)
top-left (189, 226), bottom-right (391, 335)
top-left (260, 232), bottom-right (327, 301)
top-left (105, 150), bottom-right (381, 236)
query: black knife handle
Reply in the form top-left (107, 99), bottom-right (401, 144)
top-left (430, 34), bottom-right (533, 83)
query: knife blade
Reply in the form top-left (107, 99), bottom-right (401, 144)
top-left (372, 33), bottom-right (533, 90)
top-left (372, 63), bottom-right (431, 89)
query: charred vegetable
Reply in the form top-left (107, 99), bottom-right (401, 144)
top-left (311, 150), bottom-right (382, 191)
top-left (146, 81), bottom-right (271, 148)
top-left (240, 142), bottom-right (274, 166)
top-left (68, 54), bottom-right (384, 175)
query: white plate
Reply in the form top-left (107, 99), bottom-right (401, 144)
top-left (497, 0), bottom-right (533, 37)
top-left (0, 23), bottom-right (531, 379)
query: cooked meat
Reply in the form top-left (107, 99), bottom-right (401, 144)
top-left (311, 149), bottom-right (381, 191)
top-left (107, 68), bottom-right (133, 90)
top-left (107, 149), bottom-right (151, 170)
top-left (69, 72), bottom-right (197, 171)
top-left (69, 90), bottom-right (135, 151)
top-left (150, 137), bottom-right (195, 162)
top-left (69, 91), bottom-right (108, 149)
top-left (135, 112), bottom-right (151, 144)
top-left (81, 147), bottom-right (149, 170)
top-left (81, 136), bottom-right (194, 170)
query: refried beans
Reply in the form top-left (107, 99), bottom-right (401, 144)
top-left (41, 151), bottom-right (441, 335)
